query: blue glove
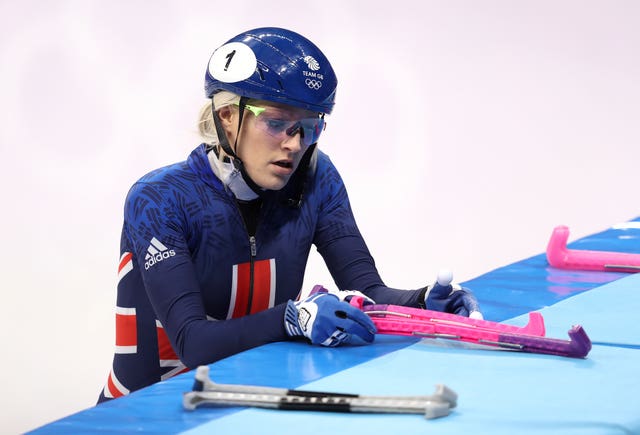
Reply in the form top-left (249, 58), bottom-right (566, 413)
top-left (421, 270), bottom-right (483, 319)
top-left (284, 292), bottom-right (377, 346)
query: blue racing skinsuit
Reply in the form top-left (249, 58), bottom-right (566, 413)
top-left (98, 144), bottom-right (423, 402)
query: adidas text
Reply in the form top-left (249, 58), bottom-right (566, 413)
top-left (144, 250), bottom-right (176, 270)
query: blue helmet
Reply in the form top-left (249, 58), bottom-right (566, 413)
top-left (205, 27), bottom-right (337, 114)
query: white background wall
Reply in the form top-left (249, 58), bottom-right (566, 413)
top-left (1, 1), bottom-right (638, 433)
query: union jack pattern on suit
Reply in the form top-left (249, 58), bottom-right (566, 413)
top-left (98, 144), bottom-right (423, 403)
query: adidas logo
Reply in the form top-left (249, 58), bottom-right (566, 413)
top-left (144, 237), bottom-right (176, 270)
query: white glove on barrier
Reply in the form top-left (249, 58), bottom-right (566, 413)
top-left (284, 290), bottom-right (377, 346)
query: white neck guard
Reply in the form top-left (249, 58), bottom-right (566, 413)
top-left (207, 148), bottom-right (259, 201)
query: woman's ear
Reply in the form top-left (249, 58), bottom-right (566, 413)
top-left (216, 106), bottom-right (236, 143)
top-left (217, 105), bottom-right (233, 124)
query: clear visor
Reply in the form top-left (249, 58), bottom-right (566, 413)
top-left (238, 102), bottom-right (326, 147)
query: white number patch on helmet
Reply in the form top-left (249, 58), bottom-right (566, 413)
top-left (208, 42), bottom-right (257, 83)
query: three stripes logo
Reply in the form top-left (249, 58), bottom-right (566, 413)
top-left (144, 237), bottom-right (176, 270)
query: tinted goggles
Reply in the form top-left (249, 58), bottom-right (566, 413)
top-left (238, 102), bottom-right (326, 147)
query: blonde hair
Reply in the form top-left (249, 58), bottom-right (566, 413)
top-left (197, 103), bottom-right (217, 144)
top-left (197, 91), bottom-right (241, 144)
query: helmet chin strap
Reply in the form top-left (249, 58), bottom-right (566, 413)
top-left (284, 142), bottom-right (316, 208)
top-left (211, 96), bottom-right (264, 196)
top-left (210, 96), bottom-right (317, 207)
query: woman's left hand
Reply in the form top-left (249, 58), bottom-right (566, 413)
top-left (421, 270), bottom-right (483, 319)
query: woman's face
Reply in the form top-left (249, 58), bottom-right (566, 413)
top-left (219, 101), bottom-right (322, 190)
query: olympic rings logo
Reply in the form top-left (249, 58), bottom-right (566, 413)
top-left (305, 79), bottom-right (322, 90)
